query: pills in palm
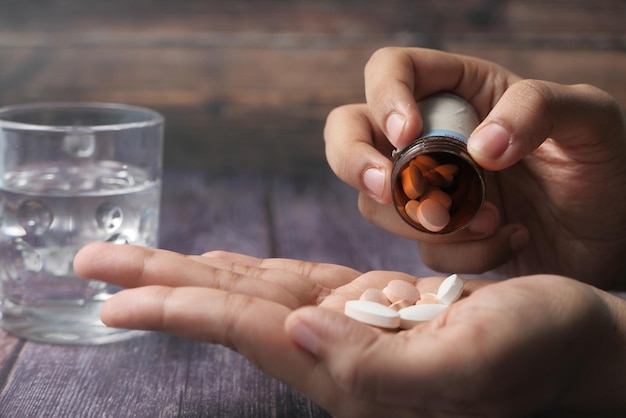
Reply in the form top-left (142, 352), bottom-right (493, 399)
top-left (399, 304), bottom-right (448, 329)
top-left (382, 279), bottom-right (420, 304)
top-left (344, 274), bottom-right (465, 329)
top-left (344, 300), bottom-right (401, 329)
top-left (436, 273), bottom-right (464, 305)
top-left (360, 288), bottom-right (390, 305)
top-left (398, 156), bottom-right (459, 232)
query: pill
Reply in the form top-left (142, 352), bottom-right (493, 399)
top-left (416, 198), bottom-right (450, 232)
top-left (411, 155), bottom-right (439, 172)
top-left (344, 300), bottom-right (401, 329)
top-left (389, 299), bottom-right (413, 311)
top-left (424, 169), bottom-right (446, 187)
top-left (420, 187), bottom-right (452, 210)
top-left (437, 274), bottom-right (464, 305)
top-left (415, 292), bottom-right (440, 305)
top-left (400, 164), bottom-right (426, 199)
top-left (434, 164), bottom-right (458, 186)
top-left (359, 288), bottom-right (390, 306)
top-left (404, 200), bottom-right (421, 224)
top-left (398, 304), bottom-right (448, 329)
top-left (382, 279), bottom-right (420, 304)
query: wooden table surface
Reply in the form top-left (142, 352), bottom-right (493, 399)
top-left (0, 169), bottom-right (437, 417)
top-left (1, 1), bottom-right (624, 416)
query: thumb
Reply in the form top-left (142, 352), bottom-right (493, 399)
top-left (467, 80), bottom-right (622, 171)
top-left (285, 306), bottom-right (384, 396)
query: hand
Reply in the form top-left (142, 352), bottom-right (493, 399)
top-left (74, 243), bottom-right (626, 417)
top-left (324, 47), bottom-right (626, 287)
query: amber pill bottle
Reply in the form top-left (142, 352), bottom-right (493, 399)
top-left (391, 93), bottom-right (485, 234)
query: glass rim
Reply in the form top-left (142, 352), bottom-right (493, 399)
top-left (0, 102), bottom-right (164, 132)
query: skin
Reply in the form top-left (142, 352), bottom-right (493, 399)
top-left (74, 48), bottom-right (626, 416)
top-left (74, 244), bottom-right (626, 417)
top-left (324, 47), bottom-right (626, 287)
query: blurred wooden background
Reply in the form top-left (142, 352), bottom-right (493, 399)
top-left (0, 0), bottom-right (624, 175)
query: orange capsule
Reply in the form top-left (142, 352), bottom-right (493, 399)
top-left (400, 165), bottom-right (426, 199)
top-left (416, 198), bottom-right (450, 232)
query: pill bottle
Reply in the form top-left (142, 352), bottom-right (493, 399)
top-left (390, 93), bottom-right (485, 234)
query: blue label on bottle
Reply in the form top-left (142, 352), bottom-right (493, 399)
top-left (419, 129), bottom-right (468, 145)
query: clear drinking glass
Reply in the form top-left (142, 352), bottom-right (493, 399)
top-left (0, 102), bottom-right (163, 344)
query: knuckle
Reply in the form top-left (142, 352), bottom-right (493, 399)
top-left (512, 79), bottom-right (554, 115)
top-left (365, 47), bottom-right (402, 76)
top-left (574, 83), bottom-right (622, 117)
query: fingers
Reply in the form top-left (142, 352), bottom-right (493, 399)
top-left (101, 286), bottom-right (341, 405)
top-left (104, 285), bottom-right (394, 417)
top-left (324, 104), bottom-right (395, 204)
top-left (468, 80), bottom-right (626, 171)
top-left (364, 47), bottom-right (518, 148)
top-left (418, 224), bottom-right (529, 274)
top-left (102, 286), bottom-right (290, 344)
top-left (74, 242), bottom-right (321, 309)
top-left (201, 250), bottom-right (362, 290)
top-left (284, 305), bottom-right (481, 409)
top-left (325, 47), bottom-right (519, 205)
top-left (358, 193), bottom-right (503, 242)
top-left (357, 191), bottom-right (529, 273)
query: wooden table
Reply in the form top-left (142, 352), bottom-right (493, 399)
top-left (0, 169), bottom-right (438, 417)
top-left (1, 1), bottom-right (624, 415)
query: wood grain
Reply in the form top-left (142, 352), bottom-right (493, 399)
top-left (0, 1), bottom-right (624, 415)
top-left (0, 0), bottom-right (623, 174)
top-left (0, 170), bottom-right (435, 417)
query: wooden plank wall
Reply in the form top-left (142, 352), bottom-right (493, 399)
top-left (0, 0), bottom-right (624, 175)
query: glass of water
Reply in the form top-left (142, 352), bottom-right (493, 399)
top-left (0, 102), bottom-right (163, 344)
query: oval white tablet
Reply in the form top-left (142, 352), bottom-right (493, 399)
top-left (436, 273), bottom-right (464, 305)
top-left (398, 304), bottom-right (448, 329)
top-left (344, 300), bottom-right (401, 329)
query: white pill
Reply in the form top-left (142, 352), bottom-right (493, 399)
top-left (436, 273), bottom-right (464, 305)
top-left (344, 300), bottom-right (401, 329)
top-left (398, 304), bottom-right (448, 329)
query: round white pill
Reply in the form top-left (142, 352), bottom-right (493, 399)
top-left (398, 304), bottom-right (448, 329)
top-left (344, 300), bottom-right (401, 329)
top-left (436, 273), bottom-right (464, 305)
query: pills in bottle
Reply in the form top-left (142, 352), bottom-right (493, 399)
top-left (391, 93), bottom-right (485, 234)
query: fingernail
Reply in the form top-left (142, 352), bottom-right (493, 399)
top-left (467, 207), bottom-right (497, 235)
top-left (385, 112), bottom-right (406, 143)
top-left (288, 320), bottom-right (319, 355)
top-left (510, 227), bottom-right (529, 252)
top-left (362, 167), bottom-right (386, 202)
top-left (468, 123), bottom-right (511, 160)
